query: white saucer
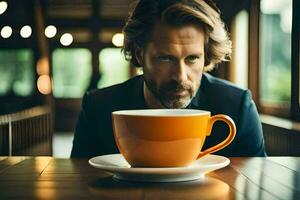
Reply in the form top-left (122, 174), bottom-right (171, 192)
top-left (89, 154), bottom-right (230, 182)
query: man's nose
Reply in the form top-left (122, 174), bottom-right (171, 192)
top-left (171, 60), bottom-right (188, 83)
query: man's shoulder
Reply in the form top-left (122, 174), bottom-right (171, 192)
top-left (202, 73), bottom-right (248, 100)
top-left (200, 73), bottom-right (252, 115)
top-left (199, 73), bottom-right (256, 133)
top-left (88, 76), bottom-right (141, 97)
top-left (82, 76), bottom-right (143, 111)
top-left (203, 73), bottom-right (246, 94)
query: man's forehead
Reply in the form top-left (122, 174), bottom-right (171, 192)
top-left (144, 22), bottom-right (205, 55)
top-left (150, 21), bottom-right (206, 44)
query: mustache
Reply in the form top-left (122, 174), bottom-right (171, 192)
top-left (160, 80), bottom-right (192, 93)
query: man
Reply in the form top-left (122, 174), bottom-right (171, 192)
top-left (71, 0), bottom-right (266, 158)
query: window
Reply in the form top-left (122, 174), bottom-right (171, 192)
top-left (52, 48), bottom-right (92, 98)
top-left (291, 0), bottom-right (300, 119)
top-left (230, 10), bottom-right (249, 89)
top-left (247, 0), bottom-right (299, 119)
top-left (259, 0), bottom-right (292, 106)
top-left (98, 48), bottom-right (130, 88)
top-left (0, 49), bottom-right (34, 96)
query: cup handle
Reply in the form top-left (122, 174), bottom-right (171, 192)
top-left (197, 114), bottom-right (236, 159)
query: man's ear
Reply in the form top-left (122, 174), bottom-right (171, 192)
top-left (135, 47), bottom-right (144, 66)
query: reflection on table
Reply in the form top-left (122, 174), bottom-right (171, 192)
top-left (0, 156), bottom-right (299, 200)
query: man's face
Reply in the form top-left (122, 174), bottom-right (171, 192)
top-left (139, 22), bottom-right (205, 108)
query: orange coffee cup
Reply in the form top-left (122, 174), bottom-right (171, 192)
top-left (112, 109), bottom-right (236, 167)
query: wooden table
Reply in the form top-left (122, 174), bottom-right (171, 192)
top-left (0, 157), bottom-right (299, 200)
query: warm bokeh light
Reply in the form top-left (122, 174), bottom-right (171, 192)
top-left (45, 25), bottom-right (57, 38)
top-left (60, 33), bottom-right (73, 46)
top-left (1, 26), bottom-right (12, 38)
top-left (20, 25), bottom-right (32, 38)
top-left (36, 56), bottom-right (50, 75)
top-left (37, 75), bottom-right (52, 95)
top-left (0, 1), bottom-right (8, 15)
top-left (112, 33), bottom-right (124, 47)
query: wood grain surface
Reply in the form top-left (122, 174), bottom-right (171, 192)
top-left (0, 157), bottom-right (299, 200)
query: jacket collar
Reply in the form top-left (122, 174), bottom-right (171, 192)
top-left (187, 73), bottom-right (209, 109)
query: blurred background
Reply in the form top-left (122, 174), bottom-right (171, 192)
top-left (0, 0), bottom-right (299, 158)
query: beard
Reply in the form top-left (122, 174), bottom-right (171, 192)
top-left (143, 73), bottom-right (197, 109)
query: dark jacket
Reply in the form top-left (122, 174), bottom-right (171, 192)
top-left (71, 73), bottom-right (266, 158)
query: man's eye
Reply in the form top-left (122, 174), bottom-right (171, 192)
top-left (186, 56), bottom-right (200, 63)
top-left (157, 56), bottom-right (172, 62)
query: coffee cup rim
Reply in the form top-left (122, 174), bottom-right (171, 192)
top-left (112, 109), bottom-right (210, 117)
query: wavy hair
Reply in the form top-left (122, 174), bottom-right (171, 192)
top-left (122, 0), bottom-right (232, 71)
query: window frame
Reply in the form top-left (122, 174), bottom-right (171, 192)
top-left (249, 0), bottom-right (299, 120)
top-left (291, 0), bottom-right (300, 120)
